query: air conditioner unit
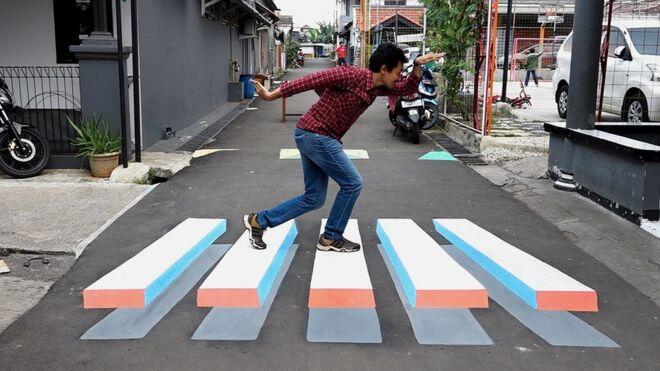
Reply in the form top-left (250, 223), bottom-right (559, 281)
top-left (242, 17), bottom-right (256, 36)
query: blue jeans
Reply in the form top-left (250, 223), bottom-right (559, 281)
top-left (257, 128), bottom-right (363, 240)
top-left (525, 69), bottom-right (538, 86)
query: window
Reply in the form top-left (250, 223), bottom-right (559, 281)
top-left (385, 0), bottom-right (407, 5)
top-left (629, 27), bottom-right (660, 56)
top-left (53, 0), bottom-right (112, 64)
top-left (607, 27), bottom-right (628, 58)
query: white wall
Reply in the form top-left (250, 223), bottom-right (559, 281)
top-left (0, 0), bottom-right (59, 66)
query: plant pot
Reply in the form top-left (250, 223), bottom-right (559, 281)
top-left (90, 152), bottom-right (120, 178)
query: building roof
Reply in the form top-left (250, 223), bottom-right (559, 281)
top-left (276, 14), bottom-right (293, 26)
top-left (355, 6), bottom-right (424, 32)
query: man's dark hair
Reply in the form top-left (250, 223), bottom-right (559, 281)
top-left (368, 43), bottom-right (407, 72)
top-left (530, 48), bottom-right (536, 53)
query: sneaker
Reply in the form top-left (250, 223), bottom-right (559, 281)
top-left (243, 213), bottom-right (267, 249)
top-left (316, 235), bottom-right (361, 253)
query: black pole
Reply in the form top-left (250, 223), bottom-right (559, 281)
top-left (131, 0), bottom-right (142, 162)
top-left (395, 0), bottom-right (399, 43)
top-left (501, 0), bottom-right (513, 101)
top-left (115, 0), bottom-right (129, 168)
top-left (566, 0), bottom-right (603, 130)
top-left (93, 0), bottom-right (109, 32)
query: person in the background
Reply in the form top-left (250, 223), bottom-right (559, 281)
top-left (247, 43), bottom-right (442, 252)
top-left (524, 47), bottom-right (543, 87)
top-left (336, 41), bottom-right (347, 66)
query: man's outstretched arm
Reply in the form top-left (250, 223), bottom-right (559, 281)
top-left (254, 67), bottom-right (352, 101)
top-left (387, 53), bottom-right (443, 96)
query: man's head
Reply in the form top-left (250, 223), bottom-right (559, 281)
top-left (369, 43), bottom-right (407, 89)
top-left (529, 48), bottom-right (536, 53)
top-left (340, 41), bottom-right (344, 46)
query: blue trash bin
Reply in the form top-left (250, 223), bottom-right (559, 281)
top-left (239, 74), bottom-right (254, 99)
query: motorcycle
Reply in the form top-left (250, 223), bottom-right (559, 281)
top-left (0, 78), bottom-right (50, 178)
top-left (388, 66), bottom-right (424, 144)
top-left (418, 66), bottom-right (439, 130)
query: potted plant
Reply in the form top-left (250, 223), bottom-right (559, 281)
top-left (67, 114), bottom-right (121, 178)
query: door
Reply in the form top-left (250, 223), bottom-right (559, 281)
top-left (602, 27), bottom-right (630, 112)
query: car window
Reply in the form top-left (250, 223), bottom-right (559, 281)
top-left (562, 34), bottom-right (572, 52)
top-left (607, 27), bottom-right (628, 57)
top-left (629, 27), bottom-right (660, 56)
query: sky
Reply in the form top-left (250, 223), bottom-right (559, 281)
top-left (275, 0), bottom-right (337, 28)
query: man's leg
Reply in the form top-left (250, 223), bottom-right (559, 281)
top-left (302, 132), bottom-right (363, 252)
top-left (246, 130), bottom-right (329, 249)
top-left (532, 70), bottom-right (539, 86)
top-left (524, 70), bottom-right (531, 86)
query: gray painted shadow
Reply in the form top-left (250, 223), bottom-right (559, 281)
top-left (441, 244), bottom-right (620, 348)
top-left (192, 244), bottom-right (299, 341)
top-left (307, 308), bottom-right (382, 343)
top-left (81, 244), bottom-right (232, 340)
top-left (377, 244), bottom-right (493, 346)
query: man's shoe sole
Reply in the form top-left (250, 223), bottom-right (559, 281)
top-left (243, 215), bottom-right (267, 250)
top-left (315, 243), bottom-right (360, 253)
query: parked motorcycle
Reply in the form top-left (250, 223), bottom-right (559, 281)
top-left (388, 66), bottom-right (424, 144)
top-left (418, 66), bottom-right (439, 130)
top-left (0, 78), bottom-right (50, 178)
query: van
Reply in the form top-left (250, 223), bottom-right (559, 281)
top-left (553, 19), bottom-right (660, 123)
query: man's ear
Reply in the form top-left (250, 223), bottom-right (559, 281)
top-left (379, 65), bottom-right (389, 74)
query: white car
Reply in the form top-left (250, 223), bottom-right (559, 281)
top-left (553, 18), bottom-right (660, 123)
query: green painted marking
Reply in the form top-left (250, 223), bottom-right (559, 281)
top-left (419, 151), bottom-right (457, 161)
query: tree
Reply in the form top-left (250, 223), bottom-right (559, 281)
top-left (421, 0), bottom-right (486, 116)
top-left (311, 21), bottom-right (334, 44)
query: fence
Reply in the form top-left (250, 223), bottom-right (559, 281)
top-left (0, 66), bottom-right (81, 154)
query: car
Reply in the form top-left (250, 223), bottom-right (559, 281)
top-left (553, 18), bottom-right (660, 123)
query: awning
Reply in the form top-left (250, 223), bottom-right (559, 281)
top-left (256, 2), bottom-right (279, 23)
top-left (201, 0), bottom-right (272, 26)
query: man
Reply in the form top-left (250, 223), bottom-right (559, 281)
top-left (524, 47), bottom-right (543, 87)
top-left (247, 43), bottom-right (441, 252)
top-left (336, 42), bottom-right (347, 66)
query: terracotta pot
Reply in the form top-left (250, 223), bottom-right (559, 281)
top-left (90, 152), bottom-right (120, 178)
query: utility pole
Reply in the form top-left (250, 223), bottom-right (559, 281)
top-left (395, 0), bottom-right (399, 44)
top-left (501, 0), bottom-right (513, 101)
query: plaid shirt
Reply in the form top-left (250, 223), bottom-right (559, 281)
top-left (280, 66), bottom-right (421, 141)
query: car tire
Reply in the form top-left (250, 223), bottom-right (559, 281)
top-left (623, 93), bottom-right (649, 124)
top-left (557, 84), bottom-right (569, 119)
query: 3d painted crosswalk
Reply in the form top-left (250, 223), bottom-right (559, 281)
top-left (197, 220), bottom-right (297, 307)
top-left (377, 219), bottom-right (488, 308)
top-left (433, 219), bottom-right (598, 312)
top-left (79, 216), bottom-right (616, 347)
top-left (307, 219), bottom-right (381, 343)
top-left (83, 218), bottom-right (227, 309)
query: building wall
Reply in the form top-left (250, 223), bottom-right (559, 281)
top-left (138, 0), bottom-right (238, 148)
top-left (0, 0), bottom-right (59, 66)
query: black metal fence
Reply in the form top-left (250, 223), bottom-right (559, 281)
top-left (0, 66), bottom-right (81, 154)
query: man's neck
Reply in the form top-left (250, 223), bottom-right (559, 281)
top-left (372, 73), bottom-right (385, 88)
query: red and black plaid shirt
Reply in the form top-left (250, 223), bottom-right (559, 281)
top-left (280, 66), bottom-right (421, 141)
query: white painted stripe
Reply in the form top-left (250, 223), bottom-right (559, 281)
top-left (433, 219), bottom-right (595, 292)
top-left (310, 219), bottom-right (372, 290)
top-left (85, 218), bottom-right (225, 290)
top-left (199, 220), bottom-right (296, 290)
top-left (279, 149), bottom-right (369, 160)
top-left (377, 219), bottom-right (485, 291)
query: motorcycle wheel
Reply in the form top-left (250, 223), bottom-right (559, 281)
top-left (422, 104), bottom-right (439, 130)
top-left (0, 127), bottom-right (50, 178)
top-left (410, 121), bottom-right (421, 144)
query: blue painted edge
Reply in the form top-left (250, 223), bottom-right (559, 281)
top-left (433, 220), bottom-right (538, 309)
top-left (376, 221), bottom-right (417, 307)
top-left (257, 221), bottom-right (298, 304)
top-left (144, 219), bottom-right (227, 305)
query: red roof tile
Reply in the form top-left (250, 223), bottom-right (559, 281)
top-left (355, 6), bottom-right (425, 31)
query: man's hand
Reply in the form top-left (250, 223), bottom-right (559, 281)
top-left (412, 52), bottom-right (445, 77)
top-left (254, 81), bottom-right (281, 101)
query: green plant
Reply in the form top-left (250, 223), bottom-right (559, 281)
top-left (285, 39), bottom-right (300, 67)
top-left (422, 0), bottom-right (486, 118)
top-left (67, 114), bottom-right (121, 158)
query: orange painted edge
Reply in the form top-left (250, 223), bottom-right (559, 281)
top-left (308, 288), bottom-right (376, 308)
top-left (537, 290), bottom-right (598, 312)
top-left (83, 289), bottom-right (145, 309)
top-left (415, 289), bottom-right (489, 309)
top-left (196, 288), bottom-right (260, 308)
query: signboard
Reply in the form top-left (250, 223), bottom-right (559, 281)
top-left (397, 33), bottom-right (424, 43)
top-left (538, 15), bottom-right (564, 24)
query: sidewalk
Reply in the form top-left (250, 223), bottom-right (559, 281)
top-left (1, 59), bottom-right (659, 370)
